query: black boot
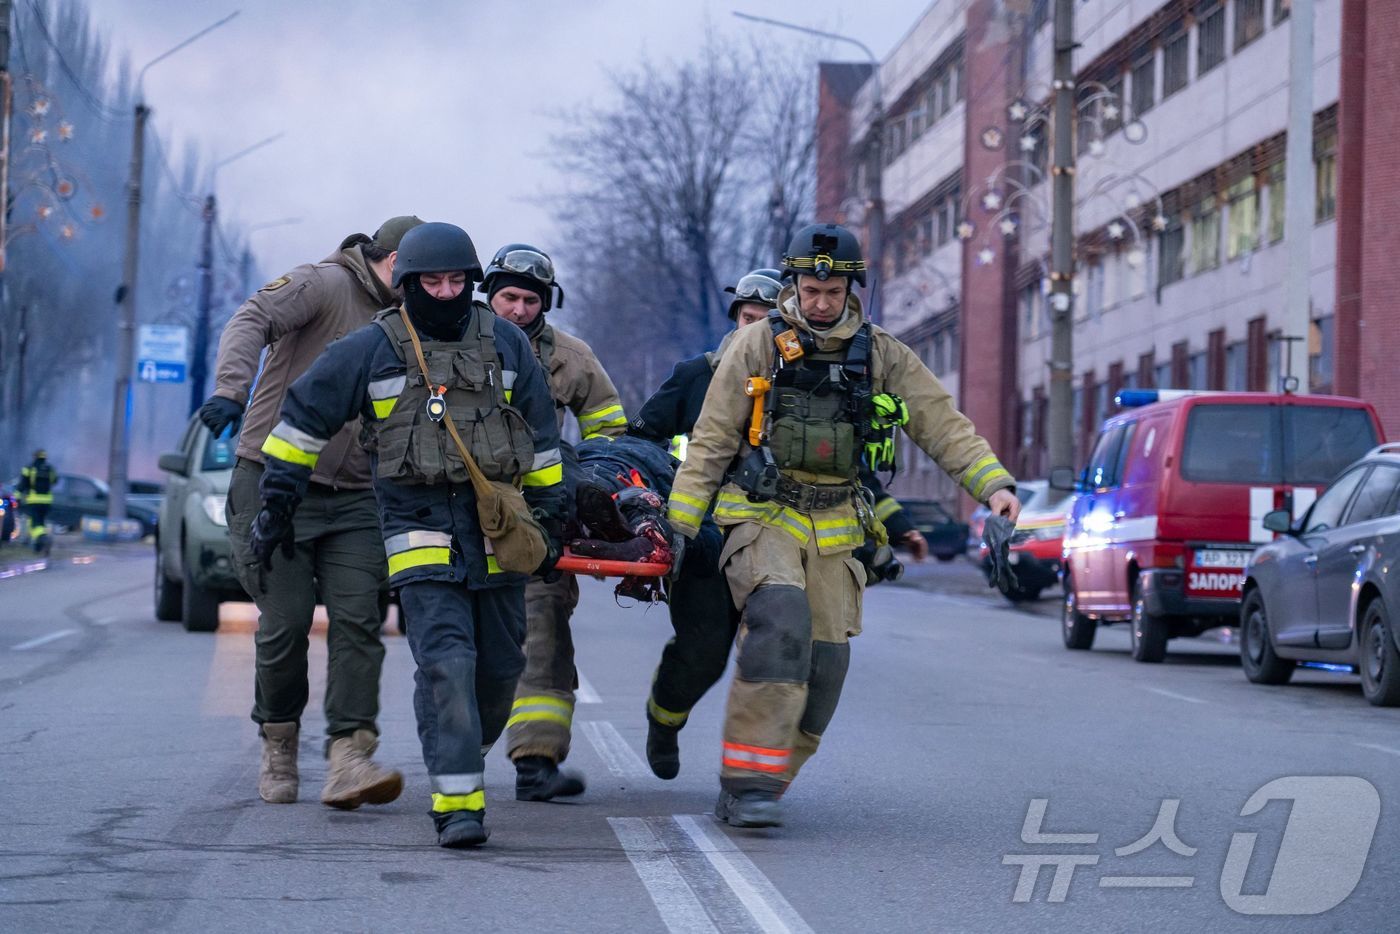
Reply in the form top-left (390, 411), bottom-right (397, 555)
top-left (646, 715), bottom-right (681, 780)
top-left (713, 789), bottom-right (783, 828)
top-left (434, 810), bottom-right (489, 848)
top-left (514, 756), bottom-right (586, 802)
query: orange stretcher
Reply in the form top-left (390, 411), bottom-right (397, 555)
top-left (555, 549), bottom-right (670, 578)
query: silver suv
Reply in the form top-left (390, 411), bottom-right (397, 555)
top-left (155, 417), bottom-right (247, 631)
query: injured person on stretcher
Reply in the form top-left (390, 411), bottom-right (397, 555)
top-left (558, 435), bottom-right (722, 600)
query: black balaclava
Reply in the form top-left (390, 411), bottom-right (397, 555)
top-left (488, 272), bottom-right (550, 339)
top-left (403, 273), bottom-right (475, 341)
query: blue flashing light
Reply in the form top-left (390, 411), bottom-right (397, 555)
top-left (1297, 661), bottom-right (1357, 674)
top-left (1114, 389), bottom-right (1212, 409)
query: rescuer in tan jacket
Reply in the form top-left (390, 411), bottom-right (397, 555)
top-left (667, 224), bottom-right (1021, 828)
top-left (480, 244), bottom-right (628, 802)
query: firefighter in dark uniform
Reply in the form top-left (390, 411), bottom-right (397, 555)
top-left (249, 223), bottom-right (568, 848)
top-left (629, 269), bottom-right (929, 781)
top-left (18, 450), bottom-right (58, 554)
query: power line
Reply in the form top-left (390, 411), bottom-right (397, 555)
top-left (22, 0), bottom-right (128, 123)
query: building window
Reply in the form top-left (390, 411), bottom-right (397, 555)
top-left (1131, 51), bottom-right (1156, 118)
top-left (1188, 351), bottom-right (1208, 389)
top-left (1198, 3), bottom-right (1226, 75)
top-left (1267, 162), bottom-right (1286, 242)
top-left (936, 199), bottom-right (951, 245)
top-left (1310, 315), bottom-right (1334, 389)
top-left (1159, 217), bottom-right (1186, 287)
top-left (1226, 341), bottom-right (1248, 390)
top-left (1190, 196), bottom-right (1221, 273)
top-left (1235, 0), bottom-right (1266, 51)
top-left (1155, 361), bottom-right (1173, 390)
top-left (1086, 262), bottom-right (1104, 317)
top-left (1163, 27), bottom-right (1190, 98)
top-left (1274, 0), bottom-right (1290, 24)
top-left (938, 69), bottom-right (954, 117)
top-left (932, 332), bottom-right (946, 376)
top-left (953, 58), bottom-right (964, 103)
top-left (1226, 177), bottom-right (1260, 260)
top-left (1315, 131), bottom-right (1337, 222)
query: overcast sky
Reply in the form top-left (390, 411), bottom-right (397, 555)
top-left (81, 0), bottom-right (929, 284)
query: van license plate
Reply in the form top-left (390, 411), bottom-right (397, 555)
top-left (1193, 549), bottom-right (1253, 569)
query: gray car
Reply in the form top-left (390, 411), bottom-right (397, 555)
top-left (1241, 442), bottom-right (1400, 706)
top-left (155, 418), bottom-right (247, 631)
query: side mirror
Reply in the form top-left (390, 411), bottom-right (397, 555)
top-left (158, 452), bottom-right (190, 477)
top-left (1049, 467), bottom-right (1079, 492)
top-left (1262, 509), bottom-right (1294, 534)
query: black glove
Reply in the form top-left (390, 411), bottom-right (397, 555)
top-left (199, 396), bottom-right (244, 437)
top-left (534, 511), bottom-right (565, 583)
top-left (982, 514), bottom-right (1021, 595)
top-left (667, 531), bottom-right (687, 581)
top-left (249, 505), bottom-right (296, 571)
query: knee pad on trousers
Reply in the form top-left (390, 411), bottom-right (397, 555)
top-left (736, 585), bottom-right (811, 683)
top-left (798, 640), bottom-right (850, 737)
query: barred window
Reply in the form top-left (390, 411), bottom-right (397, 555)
top-left (1190, 196), bottom-right (1221, 273)
top-left (1131, 52), bottom-right (1156, 118)
top-left (1163, 27), bottom-right (1189, 98)
top-left (1226, 177), bottom-right (1260, 259)
top-left (1235, 0), bottom-right (1266, 51)
top-left (1198, 3), bottom-right (1226, 75)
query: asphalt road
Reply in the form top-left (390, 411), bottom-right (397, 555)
top-left (2, 539), bottom-right (1397, 933)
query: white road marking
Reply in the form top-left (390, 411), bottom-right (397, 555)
top-left (1143, 687), bottom-right (1206, 705)
top-left (581, 720), bottom-right (650, 779)
top-left (673, 815), bottom-right (815, 934)
top-left (0, 559), bottom-right (48, 580)
top-left (1355, 742), bottom-right (1400, 758)
top-left (12, 629), bottom-right (76, 651)
top-left (94, 616), bottom-right (119, 626)
top-left (608, 817), bottom-right (718, 934)
top-left (575, 669), bottom-right (601, 704)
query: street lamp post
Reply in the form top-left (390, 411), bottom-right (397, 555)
top-left (732, 11), bottom-right (885, 324)
top-left (188, 131), bottom-right (282, 415)
top-left (104, 11), bottom-right (238, 526)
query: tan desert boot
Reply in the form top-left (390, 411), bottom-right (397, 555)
top-left (321, 728), bottom-right (403, 809)
top-left (259, 722), bottom-right (299, 804)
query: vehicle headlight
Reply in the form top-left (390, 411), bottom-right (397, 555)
top-left (1032, 524), bottom-right (1066, 541)
top-left (201, 495), bottom-right (228, 527)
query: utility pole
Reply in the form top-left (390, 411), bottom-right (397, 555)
top-left (1, 0), bottom-right (13, 276)
top-left (106, 102), bottom-right (148, 522)
top-left (1047, 0), bottom-right (1077, 473)
top-left (1282, 0), bottom-right (1315, 393)
top-left (189, 193), bottom-right (215, 414)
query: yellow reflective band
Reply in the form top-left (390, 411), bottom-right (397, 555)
top-left (431, 791), bottom-right (485, 813)
top-left (387, 546), bottom-right (452, 576)
top-left (668, 497), bottom-right (706, 521)
top-left (647, 696), bottom-right (688, 728)
top-left (260, 434), bottom-right (320, 468)
top-left (970, 467), bottom-right (1014, 501)
top-left (371, 397), bottom-right (397, 419)
top-left (486, 555), bottom-right (503, 575)
top-left (579, 404), bottom-right (626, 432)
top-left (671, 491), bottom-right (708, 510)
top-left (504, 389), bottom-right (513, 404)
top-left (874, 497), bottom-right (902, 521)
top-left (521, 462), bottom-right (563, 487)
top-left (962, 456), bottom-right (1001, 493)
top-left (507, 695), bottom-right (574, 728)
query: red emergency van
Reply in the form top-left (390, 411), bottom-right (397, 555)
top-left (1056, 390), bottom-right (1383, 662)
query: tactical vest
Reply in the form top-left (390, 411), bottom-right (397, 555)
top-left (369, 305), bottom-right (535, 485)
top-left (763, 314), bottom-right (873, 479)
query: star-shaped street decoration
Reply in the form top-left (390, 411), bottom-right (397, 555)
top-left (976, 247), bottom-right (996, 266)
top-left (1124, 192), bottom-right (1141, 210)
top-left (90, 204), bottom-right (106, 221)
top-left (956, 221), bottom-right (975, 240)
top-left (1088, 139), bottom-right (1106, 157)
top-left (1151, 215), bottom-right (1169, 232)
top-left (60, 224), bottom-right (75, 240)
top-left (1126, 248), bottom-right (1146, 268)
top-left (55, 179), bottom-right (75, 199)
top-left (981, 127), bottom-right (1004, 151)
top-left (982, 190), bottom-right (1003, 211)
top-left (31, 99), bottom-right (51, 117)
top-left (1102, 103), bottom-right (1120, 121)
top-left (30, 128), bottom-right (47, 144)
top-left (999, 218), bottom-right (1018, 237)
top-left (37, 205), bottom-right (53, 219)
top-left (1107, 221), bottom-right (1126, 240)
top-left (1019, 134), bottom-right (1038, 153)
top-left (1008, 101), bottom-right (1029, 122)
top-left (57, 121), bottom-right (74, 142)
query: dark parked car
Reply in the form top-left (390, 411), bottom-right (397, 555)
top-left (899, 499), bottom-right (970, 562)
top-left (1241, 442), bottom-right (1400, 706)
top-left (5, 473), bottom-right (162, 536)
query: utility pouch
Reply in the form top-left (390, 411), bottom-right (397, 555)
top-left (733, 447), bottom-right (782, 503)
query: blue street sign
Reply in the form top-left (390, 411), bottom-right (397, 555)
top-left (138, 360), bottom-right (187, 383)
top-left (137, 324), bottom-right (189, 383)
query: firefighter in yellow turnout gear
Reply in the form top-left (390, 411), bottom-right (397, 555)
top-left (18, 450), bottom-right (57, 554)
top-left (667, 224), bottom-right (1021, 828)
top-left (482, 244), bottom-right (628, 801)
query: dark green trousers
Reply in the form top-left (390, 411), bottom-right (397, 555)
top-left (227, 459), bottom-right (387, 738)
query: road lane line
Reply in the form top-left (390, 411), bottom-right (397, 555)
top-left (1143, 687), bottom-right (1206, 704)
top-left (0, 559), bottom-right (48, 580)
top-left (581, 720), bottom-right (650, 779)
top-left (576, 670), bottom-right (601, 704)
top-left (1355, 742), bottom-right (1400, 758)
top-left (12, 629), bottom-right (76, 651)
top-left (673, 815), bottom-right (815, 934)
top-left (608, 817), bottom-right (719, 934)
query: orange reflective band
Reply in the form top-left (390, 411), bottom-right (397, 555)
top-left (721, 740), bottom-right (791, 774)
top-left (723, 757), bottom-right (788, 774)
top-left (723, 741), bottom-right (789, 757)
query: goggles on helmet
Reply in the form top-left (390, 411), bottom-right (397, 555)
top-left (492, 248), bottom-right (556, 286)
top-left (726, 273), bottom-right (782, 306)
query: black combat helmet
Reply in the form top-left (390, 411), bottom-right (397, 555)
top-left (391, 222), bottom-right (483, 288)
top-left (479, 243), bottom-right (564, 311)
top-left (781, 223), bottom-right (867, 287)
top-left (723, 267), bottom-right (784, 320)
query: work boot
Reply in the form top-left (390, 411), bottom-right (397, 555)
top-left (321, 728), bottom-right (404, 810)
top-left (713, 789), bottom-right (783, 828)
top-left (434, 810), bottom-right (490, 848)
top-left (646, 716), bottom-right (681, 780)
top-left (258, 722), bottom-right (299, 804)
top-left (514, 755), bottom-right (586, 802)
